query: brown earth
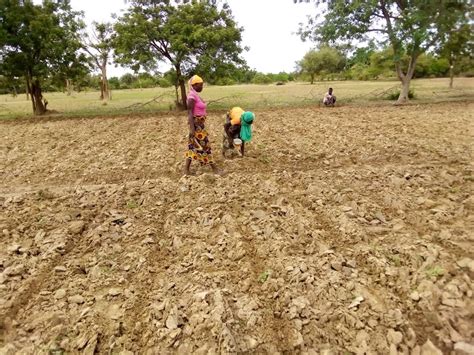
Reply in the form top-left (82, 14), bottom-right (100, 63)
top-left (0, 102), bottom-right (473, 354)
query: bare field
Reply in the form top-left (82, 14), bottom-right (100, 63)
top-left (0, 102), bottom-right (473, 354)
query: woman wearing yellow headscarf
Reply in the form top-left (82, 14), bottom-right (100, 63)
top-left (184, 75), bottom-right (221, 175)
top-left (223, 107), bottom-right (255, 157)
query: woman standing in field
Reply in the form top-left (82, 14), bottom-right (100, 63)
top-left (184, 75), bottom-right (221, 176)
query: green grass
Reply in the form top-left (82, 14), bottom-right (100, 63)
top-left (258, 270), bottom-right (271, 283)
top-left (426, 266), bottom-right (445, 278)
top-left (1, 78), bottom-right (473, 120)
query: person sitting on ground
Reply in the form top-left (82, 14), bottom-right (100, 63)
top-left (223, 107), bottom-right (255, 157)
top-left (323, 87), bottom-right (336, 107)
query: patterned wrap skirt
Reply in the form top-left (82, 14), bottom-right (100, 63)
top-left (185, 116), bottom-right (214, 165)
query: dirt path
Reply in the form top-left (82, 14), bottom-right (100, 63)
top-left (1, 103), bottom-right (473, 354)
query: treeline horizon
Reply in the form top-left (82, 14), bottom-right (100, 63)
top-left (2, 47), bottom-right (472, 96)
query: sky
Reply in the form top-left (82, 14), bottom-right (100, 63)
top-left (69, 0), bottom-right (317, 77)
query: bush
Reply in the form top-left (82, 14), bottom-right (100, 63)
top-left (157, 78), bottom-right (173, 88)
top-left (252, 73), bottom-right (273, 84)
top-left (386, 88), bottom-right (415, 100)
top-left (215, 77), bottom-right (236, 86)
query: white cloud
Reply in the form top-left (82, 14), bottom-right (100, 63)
top-left (70, 0), bottom-right (318, 76)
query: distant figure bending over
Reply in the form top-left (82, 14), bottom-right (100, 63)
top-left (323, 88), bottom-right (336, 107)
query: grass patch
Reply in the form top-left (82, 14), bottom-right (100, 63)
top-left (1, 78), bottom-right (473, 120)
top-left (386, 88), bottom-right (416, 100)
top-left (126, 200), bottom-right (139, 209)
top-left (258, 270), bottom-right (271, 283)
top-left (426, 266), bottom-right (445, 278)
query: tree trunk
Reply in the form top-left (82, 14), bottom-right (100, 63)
top-left (395, 54), bottom-right (418, 105)
top-left (29, 80), bottom-right (47, 115)
top-left (175, 65), bottom-right (187, 109)
top-left (310, 74), bottom-right (314, 85)
top-left (449, 57), bottom-right (454, 89)
top-left (100, 66), bottom-right (110, 100)
top-left (25, 78), bottom-right (30, 100)
top-left (398, 77), bottom-right (411, 103)
top-left (179, 78), bottom-right (187, 109)
top-left (66, 79), bottom-right (72, 96)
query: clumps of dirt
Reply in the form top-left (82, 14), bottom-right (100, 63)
top-left (0, 102), bottom-right (473, 353)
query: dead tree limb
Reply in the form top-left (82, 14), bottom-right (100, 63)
top-left (123, 93), bottom-right (172, 110)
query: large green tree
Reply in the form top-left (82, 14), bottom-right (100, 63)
top-left (0, 0), bottom-right (86, 115)
top-left (114, 0), bottom-right (245, 108)
top-left (83, 22), bottom-right (114, 100)
top-left (297, 46), bottom-right (345, 84)
top-left (297, 0), bottom-right (470, 104)
top-left (439, 24), bottom-right (473, 88)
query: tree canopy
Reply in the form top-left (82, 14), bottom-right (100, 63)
top-left (297, 46), bottom-right (345, 84)
top-left (113, 0), bottom-right (246, 108)
top-left (0, 0), bottom-right (87, 115)
top-left (298, 0), bottom-right (471, 103)
top-left (84, 22), bottom-right (114, 100)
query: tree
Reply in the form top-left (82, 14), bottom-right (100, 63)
top-left (297, 46), bottom-right (345, 84)
top-left (113, 0), bottom-right (245, 109)
top-left (297, 0), bottom-right (469, 104)
top-left (83, 22), bottom-right (114, 100)
top-left (439, 24), bottom-right (473, 88)
top-left (0, 0), bottom-right (86, 115)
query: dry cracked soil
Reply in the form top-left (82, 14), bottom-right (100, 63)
top-left (0, 102), bottom-right (473, 354)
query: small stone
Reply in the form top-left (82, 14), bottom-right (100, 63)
top-left (410, 291), bottom-right (421, 301)
top-left (342, 206), bottom-right (352, 212)
top-left (389, 343), bottom-right (398, 355)
top-left (441, 297), bottom-right (456, 307)
top-left (457, 258), bottom-right (474, 272)
top-left (245, 336), bottom-right (258, 350)
top-left (375, 211), bottom-right (387, 223)
top-left (108, 288), bottom-right (122, 296)
top-left (393, 223), bottom-right (404, 232)
top-left (69, 221), bottom-right (85, 235)
top-left (68, 295), bottom-right (85, 304)
top-left (368, 319), bottom-right (378, 328)
top-left (166, 307), bottom-right (179, 330)
top-left (421, 339), bottom-right (442, 355)
top-left (203, 253), bottom-right (214, 261)
top-left (346, 259), bottom-right (357, 268)
top-left (7, 244), bottom-right (21, 254)
top-left (348, 296), bottom-right (364, 309)
top-left (290, 329), bottom-right (304, 348)
top-left (107, 304), bottom-right (123, 320)
top-left (252, 210), bottom-right (266, 220)
top-left (331, 261), bottom-right (343, 271)
top-left (54, 289), bottom-right (67, 300)
top-left (54, 266), bottom-right (67, 273)
top-left (169, 328), bottom-right (182, 339)
top-left (3, 264), bottom-right (26, 277)
top-left (387, 329), bottom-right (403, 345)
top-left (141, 237), bottom-right (154, 244)
top-left (454, 342), bottom-right (474, 355)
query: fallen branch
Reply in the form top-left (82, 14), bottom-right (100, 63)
top-left (207, 94), bottom-right (243, 106)
top-left (123, 93), bottom-right (171, 110)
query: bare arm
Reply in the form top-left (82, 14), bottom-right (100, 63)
top-left (188, 99), bottom-right (195, 137)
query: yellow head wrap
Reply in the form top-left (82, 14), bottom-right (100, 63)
top-left (190, 75), bottom-right (203, 85)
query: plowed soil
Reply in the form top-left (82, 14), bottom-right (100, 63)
top-left (1, 102), bottom-right (473, 354)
